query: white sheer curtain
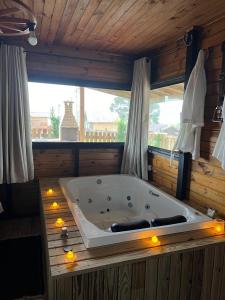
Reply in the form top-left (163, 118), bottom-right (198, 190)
top-left (121, 57), bottom-right (150, 180)
top-left (213, 99), bottom-right (225, 169)
top-left (0, 44), bottom-right (34, 184)
top-left (172, 50), bottom-right (206, 160)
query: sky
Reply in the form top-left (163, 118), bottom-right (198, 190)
top-left (28, 82), bottom-right (183, 125)
top-left (159, 101), bottom-right (183, 124)
top-left (28, 82), bottom-right (118, 122)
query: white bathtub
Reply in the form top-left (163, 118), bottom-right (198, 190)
top-left (59, 175), bottom-right (215, 248)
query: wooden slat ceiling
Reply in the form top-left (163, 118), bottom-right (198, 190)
top-left (1, 0), bottom-right (225, 54)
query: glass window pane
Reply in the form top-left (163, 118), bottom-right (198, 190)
top-left (149, 82), bottom-right (184, 150)
top-left (28, 82), bottom-right (130, 142)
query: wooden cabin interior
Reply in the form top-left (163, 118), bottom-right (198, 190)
top-left (1, 0), bottom-right (225, 299)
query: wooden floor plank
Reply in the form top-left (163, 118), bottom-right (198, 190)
top-left (190, 249), bottom-right (204, 300)
top-left (201, 246), bottom-right (215, 300)
top-left (117, 264), bottom-right (132, 300)
top-left (179, 251), bottom-right (194, 300)
top-left (210, 244), bottom-right (225, 300)
top-left (156, 255), bottom-right (171, 300)
top-left (131, 261), bottom-right (146, 300)
top-left (168, 253), bottom-right (182, 300)
top-left (145, 257), bottom-right (158, 300)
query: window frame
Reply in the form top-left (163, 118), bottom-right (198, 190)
top-left (148, 75), bottom-right (185, 152)
top-left (29, 80), bottom-right (131, 144)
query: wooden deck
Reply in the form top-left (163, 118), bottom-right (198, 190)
top-left (40, 178), bottom-right (225, 300)
top-left (40, 178), bottom-right (225, 277)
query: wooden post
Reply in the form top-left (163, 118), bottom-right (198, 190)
top-left (184, 27), bottom-right (200, 89)
top-left (79, 87), bottom-right (85, 142)
top-left (176, 152), bottom-right (192, 200)
top-left (176, 27), bottom-right (200, 200)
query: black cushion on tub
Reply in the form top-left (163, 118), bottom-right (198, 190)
top-left (111, 219), bottom-right (150, 232)
top-left (151, 215), bottom-right (187, 227)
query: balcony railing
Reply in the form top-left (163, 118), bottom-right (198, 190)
top-left (83, 131), bottom-right (117, 142)
top-left (148, 132), bottom-right (177, 150)
top-left (31, 128), bottom-right (177, 150)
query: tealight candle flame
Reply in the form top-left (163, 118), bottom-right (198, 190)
top-left (51, 201), bottom-right (59, 209)
top-left (151, 235), bottom-right (159, 244)
top-left (56, 217), bottom-right (64, 227)
top-left (47, 188), bottom-right (53, 195)
top-left (215, 224), bottom-right (224, 233)
top-left (66, 250), bottom-right (76, 262)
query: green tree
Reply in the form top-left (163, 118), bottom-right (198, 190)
top-left (116, 119), bottom-right (127, 142)
top-left (50, 107), bottom-right (60, 138)
top-left (110, 96), bottom-right (129, 121)
top-left (110, 96), bottom-right (129, 141)
top-left (150, 103), bottom-right (160, 125)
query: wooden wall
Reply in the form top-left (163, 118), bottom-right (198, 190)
top-left (50, 242), bottom-right (225, 300)
top-left (148, 154), bottom-right (178, 197)
top-left (151, 39), bottom-right (186, 83)
top-left (33, 146), bottom-right (122, 178)
top-left (187, 18), bottom-right (225, 217)
top-left (79, 149), bottom-right (122, 176)
top-left (24, 44), bottom-right (133, 90)
top-left (33, 149), bottom-right (75, 178)
top-left (149, 17), bottom-right (225, 217)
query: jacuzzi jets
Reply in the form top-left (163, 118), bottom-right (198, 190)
top-left (59, 175), bottom-right (214, 248)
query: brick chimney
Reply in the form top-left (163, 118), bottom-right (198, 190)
top-left (60, 101), bottom-right (79, 141)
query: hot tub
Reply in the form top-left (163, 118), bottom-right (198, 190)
top-left (59, 175), bottom-right (214, 248)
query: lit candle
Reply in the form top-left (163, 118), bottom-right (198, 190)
top-left (56, 217), bottom-right (64, 227)
top-left (51, 201), bottom-right (59, 209)
top-left (151, 235), bottom-right (159, 244)
top-left (215, 221), bottom-right (224, 233)
top-left (66, 250), bottom-right (76, 262)
top-left (47, 188), bottom-right (54, 195)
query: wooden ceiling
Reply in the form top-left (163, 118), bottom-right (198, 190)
top-left (1, 0), bottom-right (225, 54)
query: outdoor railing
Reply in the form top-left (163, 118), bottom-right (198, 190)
top-left (148, 132), bottom-right (177, 150)
top-left (32, 128), bottom-right (51, 139)
top-left (31, 128), bottom-right (177, 148)
top-left (84, 131), bottom-right (117, 142)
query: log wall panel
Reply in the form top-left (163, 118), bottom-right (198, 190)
top-left (3, 41), bottom-right (133, 89)
top-left (149, 154), bottom-right (178, 197)
top-left (33, 147), bottom-right (122, 178)
top-left (33, 149), bottom-right (75, 178)
top-left (151, 40), bottom-right (186, 82)
top-left (24, 44), bottom-right (133, 89)
top-left (79, 148), bottom-right (122, 176)
top-left (149, 18), bottom-right (225, 217)
top-left (187, 18), bottom-right (225, 217)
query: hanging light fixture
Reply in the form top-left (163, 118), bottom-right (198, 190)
top-left (27, 22), bottom-right (37, 46)
top-left (0, 1), bottom-right (37, 45)
top-left (212, 104), bottom-right (223, 122)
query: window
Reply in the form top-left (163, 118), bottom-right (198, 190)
top-left (149, 82), bottom-right (184, 150)
top-left (28, 82), bottom-right (130, 142)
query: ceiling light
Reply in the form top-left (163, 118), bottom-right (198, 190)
top-left (27, 22), bottom-right (37, 46)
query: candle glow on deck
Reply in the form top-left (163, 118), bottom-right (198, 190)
top-left (51, 201), bottom-right (59, 209)
top-left (47, 188), bottom-right (54, 195)
top-left (66, 251), bottom-right (76, 262)
top-left (56, 217), bottom-right (64, 227)
top-left (151, 235), bottom-right (159, 244)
